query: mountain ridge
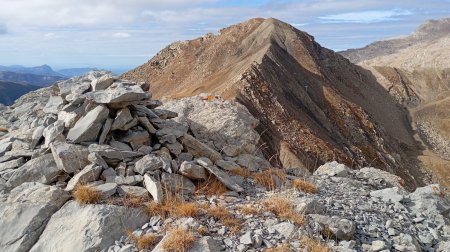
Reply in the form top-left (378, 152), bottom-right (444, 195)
top-left (122, 17), bottom-right (427, 188)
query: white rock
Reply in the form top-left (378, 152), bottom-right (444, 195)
top-left (371, 240), bottom-right (386, 252)
top-left (67, 105), bottom-right (110, 143)
top-left (314, 161), bottom-right (350, 177)
top-left (240, 231), bottom-right (253, 245)
top-left (0, 182), bottom-right (70, 252)
top-left (370, 187), bottom-right (406, 203)
top-left (91, 75), bottom-right (115, 91)
top-left (143, 174), bottom-right (163, 203)
top-left (65, 164), bottom-right (102, 191)
top-left (92, 183), bottom-right (117, 198)
top-left (117, 185), bottom-right (149, 198)
top-left (6, 154), bottom-right (61, 188)
top-left (293, 198), bottom-right (325, 214)
top-left (84, 82), bottom-right (148, 104)
top-left (51, 142), bottom-right (90, 174)
top-left (180, 161), bottom-right (207, 180)
top-left (273, 222), bottom-right (296, 238)
top-left (29, 201), bottom-right (148, 252)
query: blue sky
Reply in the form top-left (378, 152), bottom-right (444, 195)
top-left (0, 0), bottom-right (449, 72)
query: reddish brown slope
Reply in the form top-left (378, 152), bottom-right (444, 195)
top-left (122, 18), bottom-right (426, 188)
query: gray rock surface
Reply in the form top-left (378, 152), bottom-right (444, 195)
top-left (6, 154), bottom-right (60, 188)
top-left (30, 201), bottom-right (148, 252)
top-left (67, 105), bottom-right (109, 143)
top-left (0, 183), bottom-right (70, 252)
top-left (51, 142), bottom-right (90, 174)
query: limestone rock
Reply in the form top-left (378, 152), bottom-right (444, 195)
top-left (134, 154), bottom-right (168, 175)
top-left (236, 154), bottom-right (271, 172)
top-left (201, 163), bottom-right (243, 192)
top-left (88, 144), bottom-right (143, 160)
top-left (117, 185), bottom-right (149, 198)
top-left (161, 172), bottom-right (195, 195)
top-left (30, 201), bottom-right (148, 252)
top-left (111, 108), bottom-right (133, 131)
top-left (0, 157), bottom-right (24, 172)
top-left (91, 75), bottom-right (115, 91)
top-left (179, 161), bottom-right (207, 180)
top-left (293, 198), bottom-right (326, 214)
top-left (67, 105), bottom-right (109, 143)
top-left (92, 183), bottom-right (117, 199)
top-left (181, 134), bottom-right (221, 162)
top-left (7, 154), bottom-right (61, 188)
top-left (84, 82), bottom-right (148, 104)
top-left (66, 164), bottom-right (102, 191)
top-left (311, 215), bottom-right (355, 241)
top-left (0, 182), bottom-right (70, 252)
top-left (43, 96), bottom-right (65, 114)
top-left (370, 187), bottom-right (406, 203)
top-left (314, 161), bottom-right (350, 177)
top-left (143, 174), bottom-right (163, 203)
top-left (273, 222), bottom-right (296, 238)
top-left (51, 142), bottom-right (90, 174)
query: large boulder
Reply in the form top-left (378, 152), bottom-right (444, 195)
top-left (29, 201), bottom-right (148, 252)
top-left (160, 96), bottom-right (260, 151)
top-left (50, 142), bottom-right (90, 174)
top-left (66, 105), bottom-right (109, 143)
top-left (84, 82), bottom-right (148, 104)
top-left (6, 154), bottom-right (61, 188)
top-left (0, 182), bottom-right (70, 252)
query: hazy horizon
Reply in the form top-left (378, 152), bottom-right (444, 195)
top-left (1, 0), bottom-right (449, 70)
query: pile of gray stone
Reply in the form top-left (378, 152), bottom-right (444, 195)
top-left (0, 72), bottom-right (449, 252)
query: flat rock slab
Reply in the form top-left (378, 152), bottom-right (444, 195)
top-left (85, 82), bottom-right (148, 104)
top-left (67, 105), bottom-right (109, 143)
top-left (6, 154), bottom-right (61, 188)
top-left (66, 164), bottom-right (102, 191)
top-left (202, 164), bottom-right (243, 192)
top-left (30, 201), bottom-right (148, 252)
top-left (181, 134), bottom-right (221, 162)
top-left (88, 144), bottom-right (143, 160)
top-left (0, 182), bottom-right (70, 252)
top-left (51, 142), bottom-right (90, 174)
top-left (0, 157), bottom-right (24, 172)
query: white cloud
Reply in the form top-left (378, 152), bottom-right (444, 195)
top-left (112, 32), bottom-right (131, 38)
top-left (318, 9), bottom-right (414, 23)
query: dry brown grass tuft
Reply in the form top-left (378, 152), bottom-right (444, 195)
top-left (73, 185), bottom-right (102, 204)
top-left (239, 205), bottom-right (260, 215)
top-left (252, 168), bottom-right (286, 190)
top-left (122, 193), bottom-right (149, 208)
top-left (146, 199), bottom-right (199, 219)
top-left (0, 127), bottom-right (8, 133)
top-left (162, 228), bottom-right (195, 252)
top-left (128, 231), bottom-right (159, 251)
top-left (207, 206), bottom-right (241, 233)
top-left (292, 179), bottom-right (318, 194)
top-left (264, 243), bottom-right (291, 252)
top-left (173, 202), bottom-right (199, 217)
top-left (301, 237), bottom-right (330, 252)
top-left (197, 226), bottom-right (209, 236)
top-left (263, 197), bottom-right (304, 225)
top-left (230, 167), bottom-right (251, 177)
top-left (195, 176), bottom-right (228, 196)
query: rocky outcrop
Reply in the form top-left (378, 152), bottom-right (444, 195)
top-left (340, 17), bottom-right (450, 189)
top-left (29, 201), bottom-right (148, 252)
top-left (0, 183), bottom-right (70, 252)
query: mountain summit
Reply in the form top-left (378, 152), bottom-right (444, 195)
top-left (122, 18), bottom-right (425, 187)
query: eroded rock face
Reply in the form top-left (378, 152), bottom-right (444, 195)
top-left (29, 201), bottom-right (148, 252)
top-left (0, 183), bottom-right (70, 252)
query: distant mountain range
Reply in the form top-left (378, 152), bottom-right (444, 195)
top-left (0, 64), bottom-right (99, 78)
top-left (0, 81), bottom-right (40, 105)
top-left (0, 64), bottom-right (102, 105)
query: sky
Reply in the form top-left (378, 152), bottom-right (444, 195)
top-left (0, 0), bottom-right (449, 72)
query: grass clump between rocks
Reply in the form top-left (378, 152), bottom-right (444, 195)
top-left (301, 237), bottom-right (330, 252)
top-left (207, 205), bottom-right (241, 233)
top-left (292, 179), bottom-right (318, 194)
top-left (127, 232), bottom-right (159, 251)
top-left (73, 185), bottom-right (102, 204)
top-left (161, 228), bottom-right (195, 252)
top-left (195, 175), bottom-right (228, 196)
top-left (252, 168), bottom-right (286, 190)
top-left (264, 243), bottom-right (291, 252)
top-left (263, 196), bottom-right (304, 225)
top-left (146, 198), bottom-right (199, 219)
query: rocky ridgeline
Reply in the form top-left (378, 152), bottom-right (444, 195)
top-left (0, 72), bottom-right (448, 252)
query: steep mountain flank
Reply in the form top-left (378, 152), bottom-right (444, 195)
top-left (341, 18), bottom-right (450, 188)
top-left (122, 18), bottom-right (425, 187)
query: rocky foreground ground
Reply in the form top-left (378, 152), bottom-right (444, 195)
top-left (0, 72), bottom-right (449, 252)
